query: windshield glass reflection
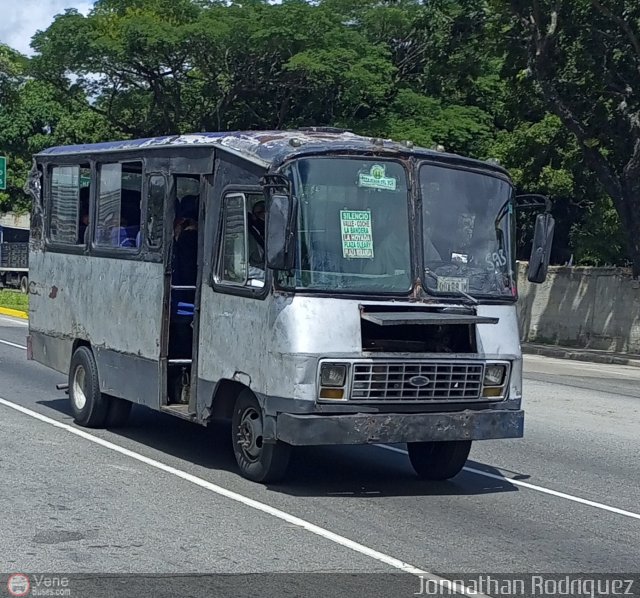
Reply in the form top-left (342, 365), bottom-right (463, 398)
top-left (420, 164), bottom-right (515, 298)
top-left (279, 157), bottom-right (412, 293)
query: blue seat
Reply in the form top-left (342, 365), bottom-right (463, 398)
top-left (110, 226), bottom-right (140, 248)
top-left (176, 302), bottom-right (194, 317)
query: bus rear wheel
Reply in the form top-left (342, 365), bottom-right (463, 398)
top-left (407, 440), bottom-right (472, 480)
top-left (20, 276), bottom-right (28, 294)
top-left (69, 346), bottom-right (109, 427)
top-left (69, 347), bottom-right (132, 428)
top-left (232, 390), bottom-right (291, 483)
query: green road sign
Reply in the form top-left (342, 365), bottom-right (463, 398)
top-left (0, 156), bottom-right (6, 190)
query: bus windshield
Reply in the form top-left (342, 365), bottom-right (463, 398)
top-left (279, 157), bottom-right (412, 293)
top-left (278, 156), bottom-right (516, 299)
top-left (420, 163), bottom-right (516, 299)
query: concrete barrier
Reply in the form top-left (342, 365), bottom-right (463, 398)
top-left (0, 212), bottom-right (29, 228)
top-left (517, 262), bottom-right (640, 354)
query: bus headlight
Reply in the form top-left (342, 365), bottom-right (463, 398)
top-left (482, 363), bottom-right (509, 399)
top-left (320, 364), bottom-right (347, 387)
top-left (318, 363), bottom-right (348, 400)
top-left (484, 364), bottom-right (506, 386)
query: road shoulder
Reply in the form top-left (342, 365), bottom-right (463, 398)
top-left (523, 342), bottom-right (640, 368)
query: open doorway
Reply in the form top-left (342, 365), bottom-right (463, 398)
top-left (166, 175), bottom-right (201, 407)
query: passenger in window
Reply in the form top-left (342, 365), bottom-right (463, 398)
top-left (111, 215), bottom-right (138, 247)
top-left (115, 190), bottom-right (142, 247)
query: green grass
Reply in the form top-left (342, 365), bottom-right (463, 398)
top-left (0, 289), bottom-right (28, 313)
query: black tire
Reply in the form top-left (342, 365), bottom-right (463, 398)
top-left (69, 346), bottom-right (109, 427)
top-left (105, 396), bottom-right (132, 427)
top-left (407, 440), bottom-right (472, 480)
top-left (20, 276), bottom-right (28, 294)
top-left (232, 390), bottom-right (291, 483)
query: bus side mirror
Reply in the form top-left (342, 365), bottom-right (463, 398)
top-left (266, 193), bottom-right (297, 271)
top-left (527, 212), bottom-right (555, 283)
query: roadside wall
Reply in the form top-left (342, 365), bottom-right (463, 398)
top-left (517, 263), bottom-right (640, 354)
top-left (0, 212), bottom-right (29, 229)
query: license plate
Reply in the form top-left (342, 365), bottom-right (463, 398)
top-left (437, 276), bottom-right (469, 292)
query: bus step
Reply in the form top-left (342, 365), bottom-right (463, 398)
top-left (161, 404), bottom-right (196, 421)
top-left (171, 285), bottom-right (196, 290)
top-left (168, 359), bottom-right (192, 365)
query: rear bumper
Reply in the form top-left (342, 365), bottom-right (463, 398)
top-left (276, 408), bottom-right (523, 446)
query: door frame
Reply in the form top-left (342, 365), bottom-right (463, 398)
top-left (158, 172), bottom-right (209, 412)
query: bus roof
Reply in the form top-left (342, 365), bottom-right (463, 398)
top-left (35, 128), bottom-right (509, 175)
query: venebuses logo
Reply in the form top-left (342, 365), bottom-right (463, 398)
top-left (7, 573), bottom-right (31, 597)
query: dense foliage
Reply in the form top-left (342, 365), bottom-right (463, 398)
top-left (0, 0), bottom-right (638, 271)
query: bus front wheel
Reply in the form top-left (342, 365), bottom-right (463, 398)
top-left (232, 390), bottom-right (291, 483)
top-left (407, 440), bottom-right (472, 480)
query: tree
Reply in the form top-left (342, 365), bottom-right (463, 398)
top-left (30, 2), bottom-right (204, 137)
top-left (496, 1), bottom-right (640, 275)
top-left (325, 0), bottom-right (501, 155)
top-left (5, 0), bottom-right (635, 271)
top-left (0, 41), bottom-right (117, 213)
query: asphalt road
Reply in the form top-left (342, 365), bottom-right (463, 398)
top-left (1, 313), bottom-right (639, 596)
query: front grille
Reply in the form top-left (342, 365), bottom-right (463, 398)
top-left (349, 361), bottom-right (484, 402)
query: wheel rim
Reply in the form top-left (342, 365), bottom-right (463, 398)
top-left (236, 406), bottom-right (263, 463)
top-left (72, 365), bottom-right (87, 410)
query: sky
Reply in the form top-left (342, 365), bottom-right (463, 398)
top-left (0, 0), bottom-right (93, 56)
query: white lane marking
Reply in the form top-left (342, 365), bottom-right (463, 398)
top-left (377, 445), bottom-right (640, 521)
top-left (0, 315), bottom-right (28, 327)
top-left (0, 397), bottom-right (490, 598)
top-left (0, 339), bottom-right (26, 350)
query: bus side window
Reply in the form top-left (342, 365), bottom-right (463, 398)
top-left (95, 162), bottom-right (142, 249)
top-left (218, 194), bottom-right (248, 285)
top-left (49, 164), bottom-right (91, 246)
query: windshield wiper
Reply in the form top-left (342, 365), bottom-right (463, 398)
top-left (450, 287), bottom-right (479, 305)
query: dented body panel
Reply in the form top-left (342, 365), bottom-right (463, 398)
top-left (197, 296), bottom-right (522, 401)
top-left (28, 251), bottom-right (164, 406)
top-left (195, 293), bottom-right (523, 442)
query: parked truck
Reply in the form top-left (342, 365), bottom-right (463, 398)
top-left (0, 223), bottom-right (29, 293)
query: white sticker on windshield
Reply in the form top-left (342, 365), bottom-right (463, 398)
top-left (340, 210), bottom-right (374, 258)
top-left (451, 252), bottom-right (468, 264)
top-left (437, 276), bottom-right (469, 293)
top-left (358, 164), bottom-right (397, 191)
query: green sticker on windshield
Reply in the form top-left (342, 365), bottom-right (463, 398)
top-left (340, 210), bottom-right (374, 258)
top-left (358, 164), bottom-right (397, 191)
